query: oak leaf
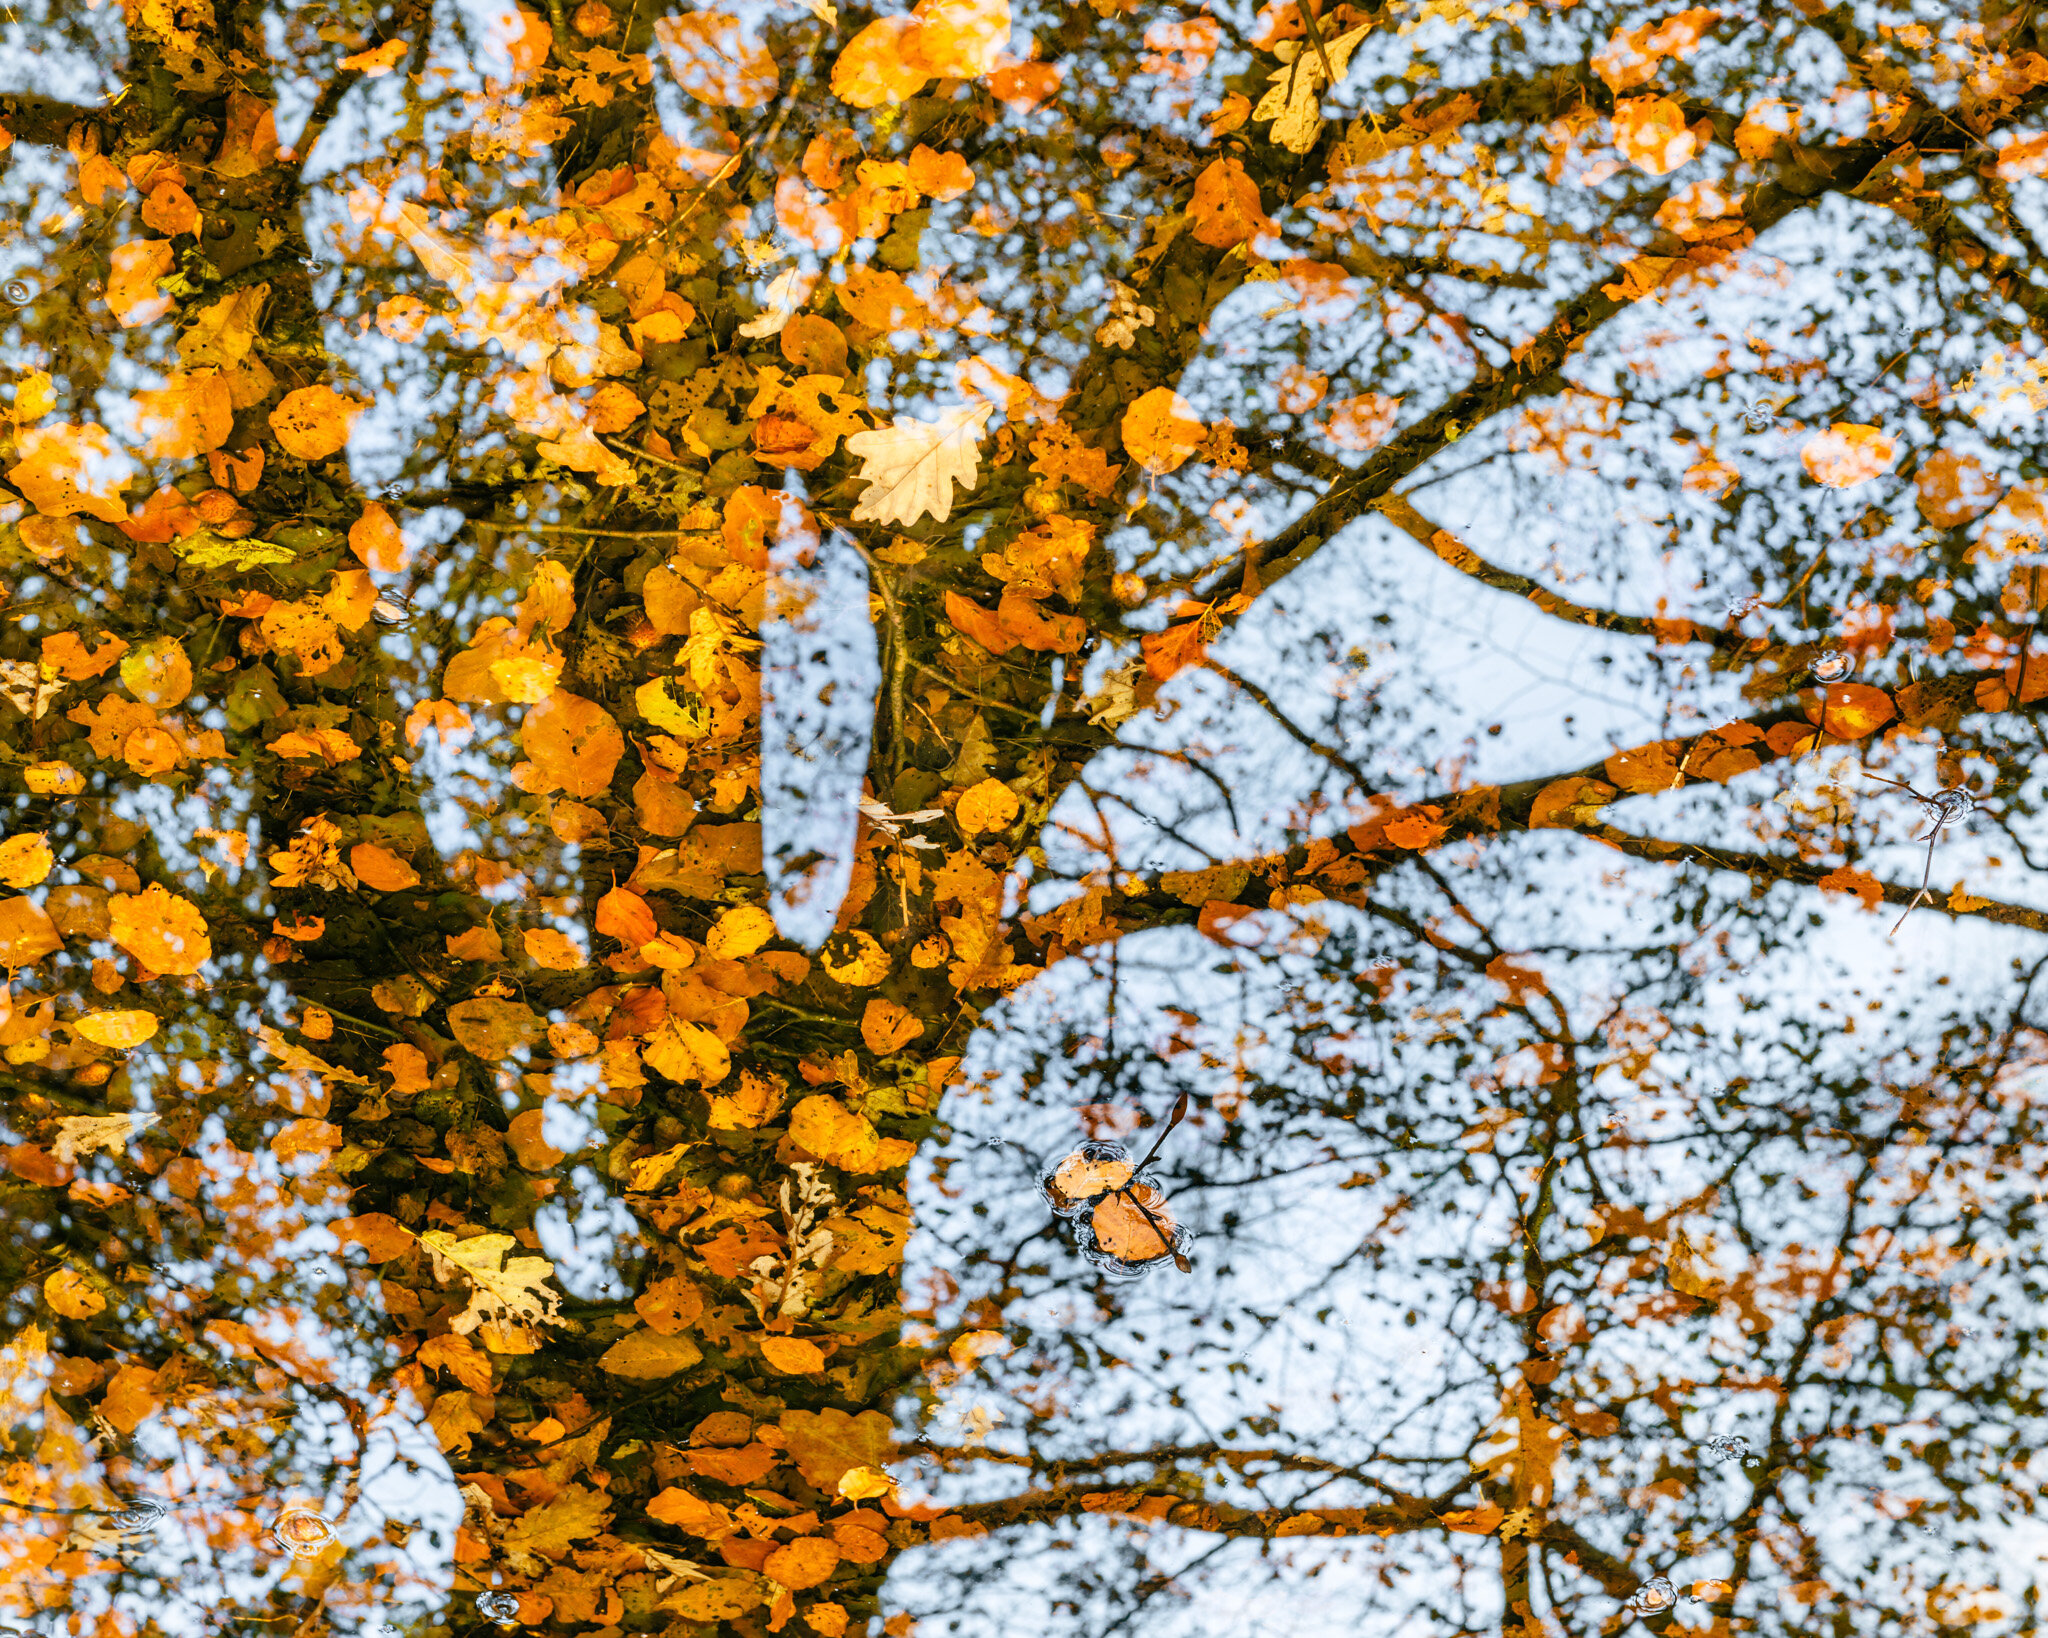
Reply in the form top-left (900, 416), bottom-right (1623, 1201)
top-left (844, 401), bottom-right (994, 526)
top-left (418, 1230), bottom-right (566, 1336)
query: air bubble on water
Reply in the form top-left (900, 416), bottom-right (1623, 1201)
top-left (1632, 1573), bottom-right (1676, 1614)
top-left (1811, 649), bottom-right (1853, 683)
top-left (107, 1499), bottom-right (168, 1534)
top-left (477, 1591), bottom-right (521, 1627)
top-left (271, 1508), bottom-right (337, 1557)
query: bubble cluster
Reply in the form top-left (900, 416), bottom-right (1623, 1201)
top-left (1725, 595), bottom-right (1763, 621)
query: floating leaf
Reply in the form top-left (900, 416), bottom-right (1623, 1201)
top-left (844, 401), bottom-right (994, 526)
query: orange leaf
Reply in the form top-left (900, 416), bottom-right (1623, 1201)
top-left (332, 1212), bottom-right (413, 1260)
top-left (1122, 387), bottom-right (1205, 474)
top-left (140, 180), bottom-right (200, 237)
top-left (0, 835), bottom-right (53, 889)
top-left (1604, 739), bottom-right (1685, 794)
top-left (1802, 684), bottom-right (1895, 739)
top-left (1140, 618), bottom-right (1209, 682)
top-left (763, 1536), bottom-right (841, 1590)
top-left (349, 502), bottom-right (410, 572)
top-left (955, 778), bottom-right (1020, 834)
top-left (108, 884), bottom-right (210, 975)
top-left (1187, 157), bottom-right (1275, 249)
top-left (655, 11), bottom-right (779, 107)
top-left (1817, 866), bottom-right (1884, 912)
top-left (760, 1336), bottom-right (829, 1375)
top-left (108, 240), bottom-right (175, 327)
top-left (860, 998), bottom-right (922, 1053)
top-left (944, 590), bottom-right (1015, 654)
top-left (351, 843), bottom-right (421, 892)
top-left (269, 385), bottom-right (367, 461)
top-left (1382, 809), bottom-right (1447, 849)
top-left (1800, 423), bottom-right (1898, 489)
top-left (1612, 97), bottom-right (1698, 175)
top-left (831, 15), bottom-right (930, 107)
top-left (506, 1108), bottom-right (566, 1172)
top-left (44, 1269), bottom-right (104, 1319)
top-left (903, 0), bottom-right (1011, 78)
top-left (521, 690), bottom-right (625, 797)
top-left (419, 1332), bottom-right (495, 1393)
top-left (101, 1363), bottom-right (160, 1433)
top-left (596, 886), bottom-right (658, 947)
top-left (9, 422), bottom-right (137, 521)
top-left (523, 928), bottom-right (588, 970)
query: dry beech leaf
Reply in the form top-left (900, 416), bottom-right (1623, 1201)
top-left (759, 1335), bottom-right (828, 1374)
top-left (45, 1269), bottom-right (106, 1318)
top-left (599, 1329), bottom-right (705, 1379)
top-left (108, 884), bottom-right (211, 975)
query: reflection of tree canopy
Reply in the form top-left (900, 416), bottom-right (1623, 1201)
top-left (0, 0), bottom-right (2046, 1636)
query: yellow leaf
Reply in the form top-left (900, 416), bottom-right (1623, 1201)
top-left (108, 884), bottom-right (211, 975)
top-left (705, 905), bottom-right (777, 958)
top-left (643, 1018), bottom-right (732, 1086)
top-left (837, 1465), bottom-right (896, 1501)
top-left (819, 929), bottom-right (890, 986)
top-left (1948, 883), bottom-right (1992, 913)
top-left (44, 1269), bottom-right (104, 1319)
top-left (763, 1536), bottom-right (840, 1589)
top-left (0, 834), bottom-right (53, 888)
top-left (788, 1093), bottom-right (913, 1173)
top-left (523, 928), bottom-right (588, 970)
top-left (599, 1330), bottom-right (705, 1379)
top-left (1800, 423), bottom-right (1899, 489)
top-left (74, 1010), bottom-right (159, 1049)
top-left (1122, 387), bottom-right (1205, 475)
top-left (759, 1335), bottom-right (828, 1374)
top-left (351, 843), bottom-right (421, 891)
top-left (954, 778), bottom-right (1020, 834)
